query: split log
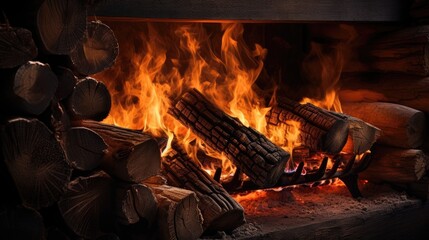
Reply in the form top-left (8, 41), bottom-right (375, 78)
top-left (52, 66), bottom-right (77, 100)
top-left (0, 61), bottom-right (58, 115)
top-left (57, 171), bottom-right (114, 239)
top-left (339, 73), bottom-right (429, 112)
top-left (162, 141), bottom-right (245, 231)
top-left (364, 25), bottom-right (429, 76)
top-left (70, 21), bottom-right (119, 76)
top-left (77, 120), bottom-right (161, 183)
top-left (0, 204), bottom-right (45, 240)
top-left (360, 146), bottom-right (427, 184)
top-left (0, 118), bottom-right (72, 209)
top-left (68, 77), bottom-right (111, 121)
top-left (148, 184), bottom-right (203, 240)
top-left (63, 127), bottom-right (108, 171)
top-left (266, 97), bottom-right (349, 154)
top-left (0, 25), bottom-right (37, 68)
top-left (169, 88), bottom-right (290, 188)
top-left (342, 102), bottom-right (426, 149)
top-left (115, 183), bottom-right (157, 227)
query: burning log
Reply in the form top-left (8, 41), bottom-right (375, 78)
top-left (0, 204), bottom-right (45, 240)
top-left (342, 102), bottom-right (426, 149)
top-left (0, 25), bottom-right (37, 68)
top-left (70, 21), bottom-right (119, 76)
top-left (68, 77), bottom-right (111, 121)
top-left (364, 25), bottom-right (429, 76)
top-left (57, 171), bottom-right (115, 239)
top-left (169, 88), bottom-right (290, 188)
top-left (339, 73), bottom-right (429, 112)
top-left (162, 141), bottom-right (245, 231)
top-left (0, 61), bottom-right (58, 115)
top-left (0, 118), bottom-right (72, 209)
top-left (115, 183), bottom-right (157, 227)
top-left (63, 127), bottom-right (108, 171)
top-left (147, 184), bottom-right (204, 240)
top-left (77, 120), bottom-right (161, 183)
top-left (266, 97), bottom-right (349, 154)
top-left (360, 146), bottom-right (427, 184)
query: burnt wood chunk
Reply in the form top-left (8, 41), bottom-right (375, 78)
top-left (360, 146), bottom-right (427, 184)
top-left (266, 97), bottom-right (349, 154)
top-left (68, 77), bottom-right (111, 121)
top-left (342, 102), bottom-right (426, 149)
top-left (77, 120), bottom-right (161, 183)
top-left (162, 141), bottom-right (245, 231)
top-left (57, 171), bottom-right (114, 239)
top-left (70, 21), bottom-right (119, 76)
top-left (169, 88), bottom-right (290, 188)
top-left (0, 118), bottom-right (72, 209)
top-left (0, 26), bottom-right (37, 68)
top-left (148, 184), bottom-right (203, 240)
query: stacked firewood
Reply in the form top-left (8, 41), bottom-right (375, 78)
top-left (0, 1), bottom-right (245, 239)
top-left (327, 3), bottom-right (429, 200)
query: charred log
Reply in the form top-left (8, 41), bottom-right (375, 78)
top-left (0, 118), bottom-right (72, 209)
top-left (266, 97), bottom-right (349, 154)
top-left (162, 140), bottom-right (245, 231)
top-left (169, 88), bottom-right (290, 188)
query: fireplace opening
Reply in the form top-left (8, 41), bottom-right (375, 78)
top-left (1, 0), bottom-right (429, 239)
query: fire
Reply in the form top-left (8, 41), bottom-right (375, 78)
top-left (94, 22), bottom-right (347, 180)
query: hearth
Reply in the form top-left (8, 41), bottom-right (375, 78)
top-left (1, 0), bottom-right (429, 239)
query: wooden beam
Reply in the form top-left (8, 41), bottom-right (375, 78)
top-left (93, 0), bottom-right (406, 22)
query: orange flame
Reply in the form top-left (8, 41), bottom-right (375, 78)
top-left (94, 22), bottom-right (348, 180)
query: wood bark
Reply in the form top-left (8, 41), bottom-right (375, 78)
top-left (364, 25), bottom-right (429, 76)
top-left (0, 204), bottom-right (45, 240)
top-left (162, 140), bottom-right (245, 231)
top-left (148, 184), bottom-right (203, 240)
top-left (70, 21), bottom-right (119, 76)
top-left (169, 88), bottom-right (290, 188)
top-left (115, 183), bottom-right (157, 227)
top-left (0, 118), bottom-right (72, 209)
top-left (360, 146), bottom-right (427, 184)
top-left (0, 25), bottom-right (37, 68)
top-left (77, 120), bottom-right (161, 183)
top-left (266, 97), bottom-right (349, 154)
top-left (57, 171), bottom-right (114, 239)
top-left (342, 102), bottom-right (426, 149)
top-left (339, 73), bottom-right (429, 112)
top-left (68, 77), bottom-right (111, 121)
top-left (0, 61), bottom-right (58, 115)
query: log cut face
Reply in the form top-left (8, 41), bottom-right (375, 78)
top-left (169, 88), bottom-right (290, 188)
top-left (0, 26), bottom-right (38, 68)
top-left (162, 141), bottom-right (245, 231)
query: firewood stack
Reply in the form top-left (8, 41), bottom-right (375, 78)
top-left (325, 2), bottom-right (429, 200)
top-left (0, 1), bottom-right (243, 239)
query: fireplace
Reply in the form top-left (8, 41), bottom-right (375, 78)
top-left (1, 0), bottom-right (429, 239)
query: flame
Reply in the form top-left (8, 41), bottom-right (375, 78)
top-left (94, 22), bottom-right (348, 181)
